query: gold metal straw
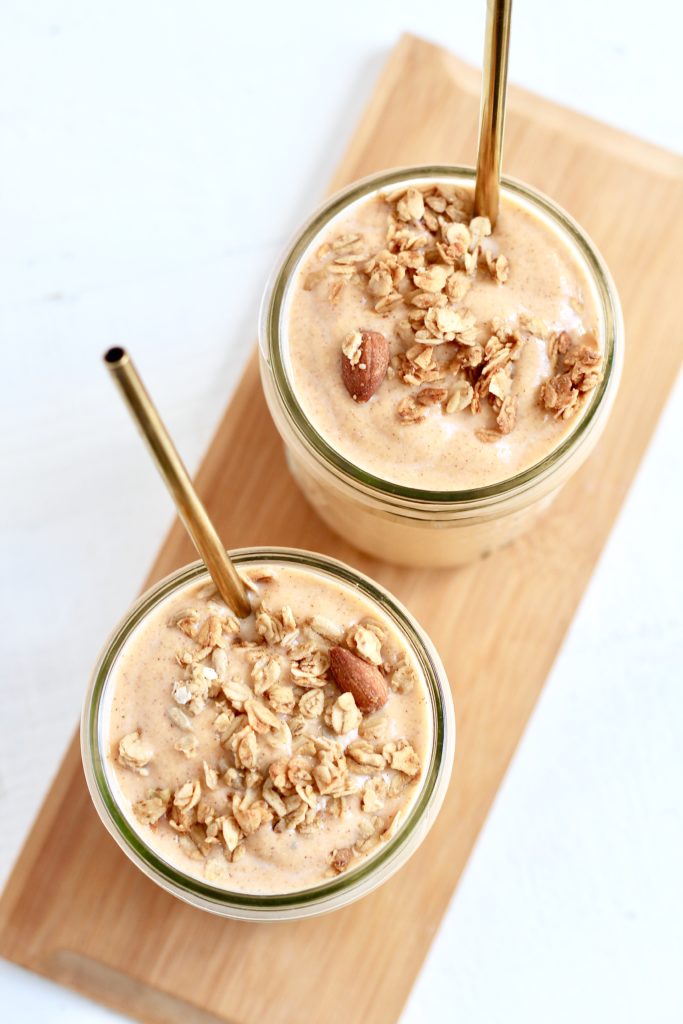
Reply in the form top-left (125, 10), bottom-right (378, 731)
top-left (104, 347), bottom-right (251, 618)
top-left (474, 0), bottom-right (513, 227)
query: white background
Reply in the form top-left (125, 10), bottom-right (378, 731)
top-left (1, 1), bottom-right (681, 1021)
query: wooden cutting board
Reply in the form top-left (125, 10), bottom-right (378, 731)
top-left (1, 34), bottom-right (682, 1024)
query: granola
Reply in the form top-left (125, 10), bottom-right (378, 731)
top-left (109, 564), bottom-right (429, 894)
top-left (305, 184), bottom-right (602, 438)
top-left (540, 332), bottom-right (603, 420)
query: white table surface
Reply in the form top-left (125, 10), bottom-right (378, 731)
top-left (1, 1), bottom-right (681, 1020)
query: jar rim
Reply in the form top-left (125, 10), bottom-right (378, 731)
top-left (260, 165), bottom-right (623, 509)
top-left (81, 547), bottom-right (454, 917)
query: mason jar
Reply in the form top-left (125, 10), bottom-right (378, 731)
top-left (259, 166), bottom-right (624, 567)
top-left (81, 547), bottom-right (455, 920)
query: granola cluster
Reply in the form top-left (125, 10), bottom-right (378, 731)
top-left (116, 571), bottom-right (422, 883)
top-left (307, 183), bottom-right (602, 438)
top-left (540, 330), bottom-right (603, 420)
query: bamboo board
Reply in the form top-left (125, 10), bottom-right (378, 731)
top-left (1, 34), bottom-right (682, 1024)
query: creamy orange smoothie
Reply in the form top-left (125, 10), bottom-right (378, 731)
top-left (105, 562), bottom-right (432, 894)
top-left (285, 180), bottom-right (602, 490)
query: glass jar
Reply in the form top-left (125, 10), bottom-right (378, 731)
top-left (259, 166), bottom-right (624, 567)
top-left (81, 547), bottom-right (455, 921)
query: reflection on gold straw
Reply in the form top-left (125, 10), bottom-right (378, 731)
top-left (104, 347), bottom-right (251, 618)
top-left (474, 0), bottom-right (513, 227)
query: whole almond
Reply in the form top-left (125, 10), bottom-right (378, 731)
top-left (341, 330), bottom-right (389, 403)
top-left (329, 646), bottom-right (388, 713)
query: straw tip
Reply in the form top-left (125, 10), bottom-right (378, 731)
top-left (104, 346), bottom-right (128, 366)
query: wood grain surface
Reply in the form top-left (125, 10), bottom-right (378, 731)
top-left (1, 34), bottom-right (682, 1024)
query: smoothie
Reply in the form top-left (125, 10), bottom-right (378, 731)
top-left (285, 180), bottom-right (603, 490)
top-left (105, 562), bottom-right (433, 894)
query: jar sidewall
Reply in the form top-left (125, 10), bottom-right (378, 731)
top-left (262, 347), bottom-right (619, 524)
top-left (84, 737), bottom-right (453, 921)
